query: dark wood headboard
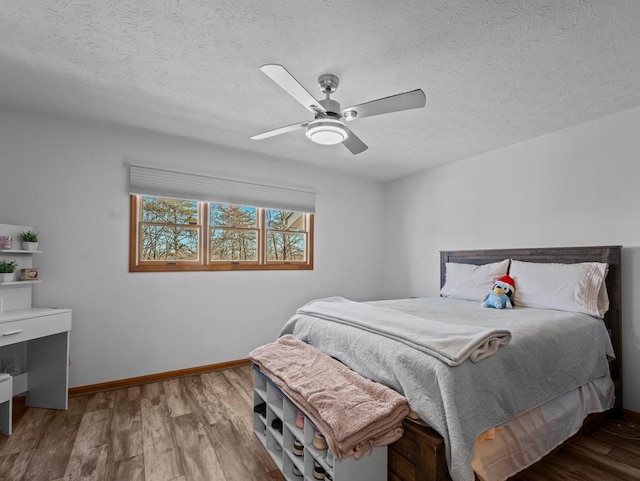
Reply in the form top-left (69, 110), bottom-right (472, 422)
top-left (440, 245), bottom-right (622, 414)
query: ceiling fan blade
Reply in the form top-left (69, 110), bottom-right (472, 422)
top-left (342, 128), bottom-right (368, 155)
top-left (260, 64), bottom-right (326, 114)
top-left (341, 89), bottom-right (426, 121)
top-left (251, 121), bottom-right (308, 140)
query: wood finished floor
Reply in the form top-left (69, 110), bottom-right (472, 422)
top-left (0, 365), bottom-right (638, 481)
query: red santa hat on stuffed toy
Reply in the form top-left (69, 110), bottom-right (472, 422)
top-left (496, 275), bottom-right (515, 292)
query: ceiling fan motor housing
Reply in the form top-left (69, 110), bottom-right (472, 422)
top-left (318, 98), bottom-right (342, 118)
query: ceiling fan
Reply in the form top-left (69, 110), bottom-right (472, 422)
top-left (251, 64), bottom-right (426, 155)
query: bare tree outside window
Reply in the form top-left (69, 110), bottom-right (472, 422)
top-left (266, 210), bottom-right (306, 261)
top-left (210, 203), bottom-right (258, 261)
top-left (140, 196), bottom-right (199, 261)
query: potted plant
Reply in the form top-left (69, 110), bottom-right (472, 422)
top-left (0, 260), bottom-right (18, 283)
top-left (20, 231), bottom-right (38, 251)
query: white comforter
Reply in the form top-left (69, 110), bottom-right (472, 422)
top-left (280, 297), bottom-right (615, 481)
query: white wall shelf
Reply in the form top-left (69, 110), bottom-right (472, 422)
top-left (0, 250), bottom-right (43, 254)
top-left (0, 224), bottom-right (42, 302)
top-left (1, 280), bottom-right (43, 287)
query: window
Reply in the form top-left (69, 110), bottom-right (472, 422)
top-left (130, 195), bottom-right (313, 271)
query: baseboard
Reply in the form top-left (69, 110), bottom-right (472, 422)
top-left (623, 408), bottom-right (640, 424)
top-left (67, 358), bottom-right (251, 397)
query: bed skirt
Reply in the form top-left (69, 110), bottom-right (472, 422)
top-left (387, 379), bottom-right (614, 481)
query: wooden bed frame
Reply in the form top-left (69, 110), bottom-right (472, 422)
top-left (388, 245), bottom-right (622, 481)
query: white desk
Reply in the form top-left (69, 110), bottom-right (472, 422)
top-left (0, 308), bottom-right (71, 434)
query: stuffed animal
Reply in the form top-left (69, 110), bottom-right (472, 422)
top-left (481, 275), bottom-right (515, 309)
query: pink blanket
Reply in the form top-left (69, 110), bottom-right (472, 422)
top-left (248, 334), bottom-right (409, 458)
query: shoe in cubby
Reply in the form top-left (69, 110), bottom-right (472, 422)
top-left (293, 436), bottom-right (304, 456)
top-left (253, 402), bottom-right (266, 418)
top-left (271, 417), bottom-right (283, 434)
top-left (313, 430), bottom-right (328, 450)
top-left (313, 460), bottom-right (326, 480)
top-left (296, 409), bottom-right (305, 429)
top-left (326, 450), bottom-right (334, 469)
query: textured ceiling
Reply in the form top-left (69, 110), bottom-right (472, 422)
top-left (1, 1), bottom-right (640, 182)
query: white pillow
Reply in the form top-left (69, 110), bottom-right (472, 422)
top-left (509, 260), bottom-right (609, 318)
top-left (440, 259), bottom-right (509, 302)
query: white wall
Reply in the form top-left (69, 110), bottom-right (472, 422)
top-left (0, 109), bottom-right (385, 388)
top-left (383, 105), bottom-right (640, 412)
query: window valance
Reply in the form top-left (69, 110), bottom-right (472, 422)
top-left (128, 164), bottom-right (316, 213)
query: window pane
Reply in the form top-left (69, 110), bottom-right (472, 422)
top-left (142, 196), bottom-right (198, 224)
top-left (266, 210), bottom-right (305, 231)
top-left (211, 228), bottom-right (258, 261)
top-left (267, 232), bottom-right (306, 261)
top-left (141, 225), bottom-right (199, 261)
top-left (210, 203), bottom-right (257, 227)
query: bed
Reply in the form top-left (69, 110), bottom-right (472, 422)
top-left (281, 245), bottom-right (622, 481)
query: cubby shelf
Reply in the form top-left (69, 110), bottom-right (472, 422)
top-left (252, 364), bottom-right (387, 481)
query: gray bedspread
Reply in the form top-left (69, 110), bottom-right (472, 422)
top-left (280, 297), bottom-right (615, 481)
top-left (297, 297), bottom-right (511, 365)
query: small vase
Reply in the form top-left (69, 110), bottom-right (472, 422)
top-left (22, 242), bottom-right (38, 251)
top-left (1, 272), bottom-right (15, 283)
top-left (0, 236), bottom-right (12, 249)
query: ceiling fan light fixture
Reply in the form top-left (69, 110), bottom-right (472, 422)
top-left (305, 118), bottom-right (349, 145)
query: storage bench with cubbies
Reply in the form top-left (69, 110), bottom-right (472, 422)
top-left (253, 365), bottom-right (387, 481)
